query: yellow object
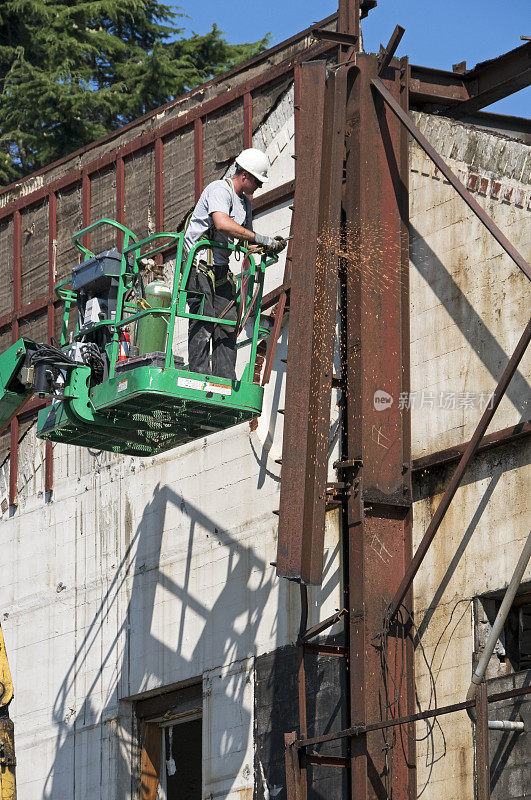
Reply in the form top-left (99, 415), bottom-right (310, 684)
top-left (0, 626), bottom-right (15, 800)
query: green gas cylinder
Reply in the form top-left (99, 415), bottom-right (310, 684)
top-left (136, 279), bottom-right (172, 355)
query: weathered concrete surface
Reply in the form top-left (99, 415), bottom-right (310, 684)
top-left (412, 441), bottom-right (530, 800)
top-left (410, 112), bottom-right (530, 460)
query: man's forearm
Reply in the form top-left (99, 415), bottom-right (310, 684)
top-left (211, 212), bottom-right (255, 242)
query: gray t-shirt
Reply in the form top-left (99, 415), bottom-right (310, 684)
top-left (183, 179), bottom-right (253, 269)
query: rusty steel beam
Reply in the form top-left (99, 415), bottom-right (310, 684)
top-left (243, 92), bottom-right (253, 149)
top-left (409, 41), bottom-right (531, 110)
top-left (388, 318), bottom-right (531, 622)
top-left (82, 171), bottom-right (90, 250)
top-left (338, 0), bottom-right (360, 38)
top-left (412, 420), bottom-right (531, 473)
top-left (276, 60), bottom-right (346, 584)
top-left (372, 77), bottom-right (531, 282)
top-left (378, 25), bottom-right (406, 75)
top-left (311, 29), bottom-right (359, 47)
top-left (475, 682), bottom-right (491, 800)
top-left (45, 191), bottom-right (57, 494)
top-left (285, 732), bottom-right (303, 800)
top-left (446, 40), bottom-right (531, 117)
top-left (342, 53), bottom-right (415, 799)
top-left (297, 683), bottom-right (531, 750)
top-left (194, 118), bottom-right (203, 202)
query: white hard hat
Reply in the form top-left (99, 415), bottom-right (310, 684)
top-left (235, 148), bottom-right (270, 183)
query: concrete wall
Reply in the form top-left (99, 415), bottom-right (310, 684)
top-left (0, 102), bottom-right (528, 800)
top-left (410, 114), bottom-right (530, 800)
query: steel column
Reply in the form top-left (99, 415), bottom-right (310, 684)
top-left (116, 156), bottom-right (125, 250)
top-left (475, 682), bottom-right (491, 800)
top-left (194, 118), bottom-right (204, 202)
top-left (9, 211), bottom-right (22, 507)
top-left (82, 170), bottom-right (90, 250)
top-left (243, 92), bottom-right (253, 149)
top-left (276, 60), bottom-right (346, 584)
top-left (45, 192), bottom-right (57, 494)
top-left (342, 53), bottom-right (414, 799)
top-left (338, 0), bottom-right (360, 39)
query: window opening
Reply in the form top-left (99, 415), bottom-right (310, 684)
top-left (475, 585), bottom-right (531, 676)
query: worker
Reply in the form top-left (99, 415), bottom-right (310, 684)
top-left (183, 148), bottom-right (286, 380)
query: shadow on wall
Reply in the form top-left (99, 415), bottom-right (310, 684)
top-left (409, 224), bottom-right (530, 416)
top-left (42, 479), bottom-right (278, 799)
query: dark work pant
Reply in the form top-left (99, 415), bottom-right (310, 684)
top-left (187, 265), bottom-right (238, 380)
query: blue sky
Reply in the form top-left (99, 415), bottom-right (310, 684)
top-left (170, 0), bottom-right (530, 116)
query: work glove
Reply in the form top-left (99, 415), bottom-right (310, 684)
top-left (254, 232), bottom-right (287, 254)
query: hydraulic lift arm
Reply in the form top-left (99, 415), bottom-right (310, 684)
top-left (0, 340), bottom-right (37, 435)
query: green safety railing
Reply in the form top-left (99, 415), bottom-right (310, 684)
top-left (56, 219), bottom-right (277, 383)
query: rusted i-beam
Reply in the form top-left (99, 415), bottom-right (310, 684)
top-left (371, 77), bottom-right (531, 281)
top-left (387, 318), bottom-right (531, 621)
top-left (342, 51), bottom-right (414, 800)
top-left (276, 61), bottom-right (346, 584)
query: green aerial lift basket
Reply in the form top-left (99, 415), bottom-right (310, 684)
top-left (29, 219), bottom-right (277, 456)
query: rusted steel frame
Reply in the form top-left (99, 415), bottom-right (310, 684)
top-left (194, 118), bottom-right (204, 203)
top-left (243, 92), bottom-right (253, 149)
top-left (300, 697), bottom-right (475, 748)
top-left (261, 292), bottom-right (286, 385)
top-left (487, 684), bottom-right (531, 703)
top-left (305, 754), bottom-right (350, 768)
top-left (154, 138), bottom-right (164, 265)
top-left (475, 683), bottom-right (491, 800)
top-left (372, 77), bottom-right (531, 281)
top-left (445, 40), bottom-right (531, 117)
top-left (412, 421), bottom-right (531, 474)
top-left (0, 295), bottom-right (60, 332)
top-left (115, 156), bottom-right (125, 250)
top-left (298, 684), bottom-right (531, 750)
top-left (302, 608), bottom-right (347, 641)
top-left (16, 397), bottom-right (47, 421)
top-left (0, 170), bottom-right (83, 220)
top-left (9, 210), bottom-right (22, 507)
top-left (253, 179), bottom-right (294, 215)
top-left (0, 172), bottom-right (294, 338)
top-left (0, 41), bottom-right (336, 223)
top-left (408, 66), bottom-right (469, 105)
top-left (378, 25), bottom-right (405, 75)
top-left (261, 62), bottom-right (300, 385)
top-left (81, 171), bottom-right (91, 253)
top-left (45, 192), bottom-right (57, 493)
top-left (343, 53), bottom-right (414, 799)
top-left (285, 732), bottom-right (303, 800)
top-left (338, 0), bottom-right (360, 38)
top-left (261, 281), bottom-right (290, 311)
top-left (276, 60), bottom-right (346, 584)
top-left (154, 137), bottom-right (164, 231)
top-left (388, 318), bottom-right (531, 622)
top-left (311, 29), bottom-right (359, 46)
top-left (303, 643), bottom-right (347, 657)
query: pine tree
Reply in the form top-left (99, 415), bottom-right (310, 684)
top-left (0, 1), bottom-right (268, 185)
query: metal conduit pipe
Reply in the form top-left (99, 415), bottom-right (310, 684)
top-left (466, 529), bottom-right (531, 732)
